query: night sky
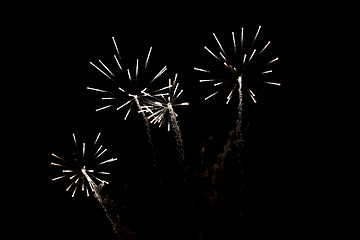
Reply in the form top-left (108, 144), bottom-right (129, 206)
top-left (18, 4), bottom-right (321, 239)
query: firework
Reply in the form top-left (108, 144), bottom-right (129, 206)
top-left (194, 26), bottom-right (280, 103)
top-left (194, 26), bottom-right (280, 141)
top-left (87, 37), bottom-right (168, 120)
top-left (51, 132), bottom-right (117, 197)
top-left (145, 73), bottom-right (189, 131)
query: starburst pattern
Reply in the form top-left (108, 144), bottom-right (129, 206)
top-left (144, 73), bottom-right (189, 131)
top-left (51, 133), bottom-right (117, 197)
top-left (194, 26), bottom-right (280, 104)
top-left (87, 37), bottom-right (168, 120)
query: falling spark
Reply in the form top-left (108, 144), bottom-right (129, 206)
top-left (205, 91), bottom-right (219, 101)
top-left (112, 36), bottom-right (121, 59)
top-left (90, 62), bottom-right (113, 80)
top-left (232, 32), bottom-right (237, 53)
top-left (252, 25), bottom-right (262, 47)
top-left (194, 67), bottom-right (210, 73)
top-left (87, 87), bottom-right (109, 93)
top-left (144, 46), bottom-right (152, 70)
top-left (204, 46), bottom-right (221, 61)
top-left (213, 33), bottom-right (226, 55)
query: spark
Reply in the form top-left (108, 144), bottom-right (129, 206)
top-left (213, 33), bottom-right (226, 55)
top-left (99, 60), bottom-right (115, 77)
top-left (127, 69), bottom-right (132, 81)
top-left (232, 32), bottom-right (237, 53)
top-left (112, 36), bottom-right (121, 59)
top-left (96, 104), bottom-right (113, 112)
top-left (94, 132), bottom-right (101, 146)
top-left (87, 87), bottom-right (109, 93)
top-left (264, 81), bottom-right (281, 86)
top-left (90, 62), bottom-right (113, 80)
top-left (260, 70), bottom-right (273, 74)
top-left (51, 153), bottom-right (66, 162)
top-left (114, 54), bottom-right (123, 71)
top-left (151, 66), bottom-right (168, 83)
top-left (204, 46), bottom-right (221, 61)
top-left (252, 25), bottom-right (262, 46)
top-left (194, 67), bottom-right (210, 73)
top-left (205, 91), bottom-right (219, 101)
top-left (259, 41), bottom-right (271, 55)
top-left (144, 46), bottom-right (152, 70)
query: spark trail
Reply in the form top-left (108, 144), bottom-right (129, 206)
top-left (169, 103), bottom-right (185, 163)
top-left (236, 76), bottom-right (244, 144)
top-left (51, 133), bottom-right (119, 233)
top-left (194, 26), bottom-right (281, 141)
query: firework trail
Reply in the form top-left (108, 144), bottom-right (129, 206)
top-left (194, 26), bottom-right (280, 143)
top-left (144, 73), bottom-right (189, 173)
top-left (88, 37), bottom-right (169, 164)
top-left (50, 132), bottom-right (118, 232)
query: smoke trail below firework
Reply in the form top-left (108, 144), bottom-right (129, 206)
top-left (168, 104), bottom-right (185, 164)
top-left (81, 170), bottom-right (116, 232)
top-left (236, 76), bottom-right (244, 144)
top-left (134, 95), bottom-right (156, 166)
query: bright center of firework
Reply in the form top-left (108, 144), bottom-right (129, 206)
top-left (81, 167), bottom-right (88, 176)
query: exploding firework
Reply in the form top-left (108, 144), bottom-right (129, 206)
top-left (50, 132), bottom-right (117, 198)
top-left (194, 26), bottom-right (280, 140)
top-left (87, 37), bottom-right (168, 120)
top-left (145, 73), bottom-right (189, 131)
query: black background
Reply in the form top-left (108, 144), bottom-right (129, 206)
top-left (12, 2), bottom-right (338, 239)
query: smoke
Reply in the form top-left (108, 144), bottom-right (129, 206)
top-left (169, 105), bottom-right (189, 183)
top-left (235, 77), bottom-right (244, 146)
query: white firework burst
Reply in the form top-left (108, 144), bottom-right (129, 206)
top-left (144, 73), bottom-right (189, 131)
top-left (87, 37), bottom-right (169, 120)
top-left (194, 25), bottom-right (281, 104)
top-left (51, 133), bottom-right (117, 197)
top-left (194, 26), bottom-right (281, 142)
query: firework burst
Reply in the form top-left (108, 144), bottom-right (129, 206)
top-left (87, 37), bottom-right (168, 120)
top-left (194, 26), bottom-right (280, 141)
top-left (145, 73), bottom-right (189, 131)
top-left (51, 132), bottom-right (117, 198)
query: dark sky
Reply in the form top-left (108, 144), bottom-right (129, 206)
top-left (17, 4), bottom-right (321, 239)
